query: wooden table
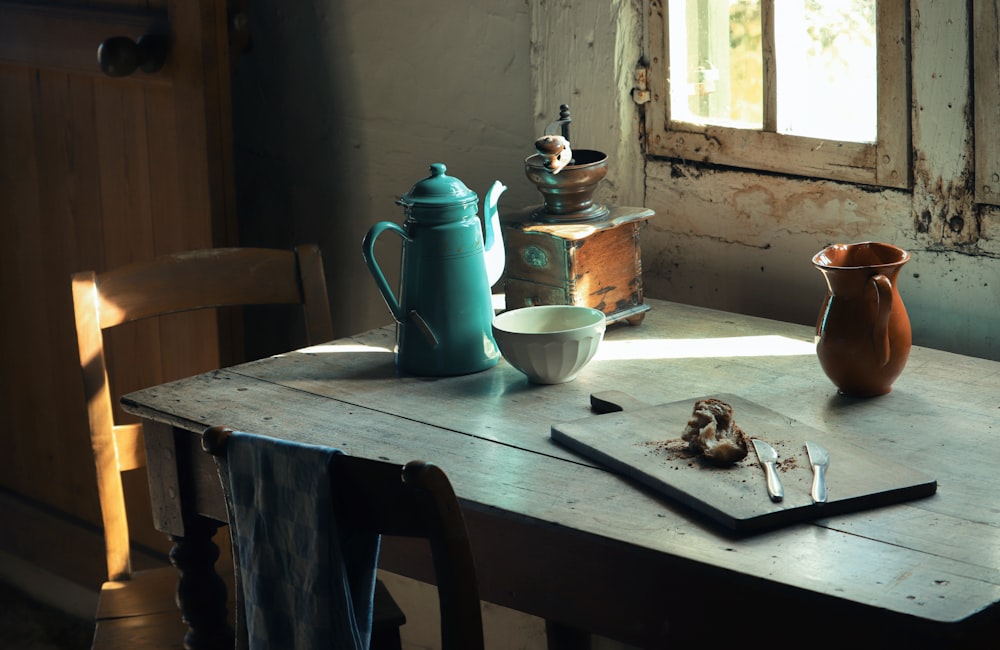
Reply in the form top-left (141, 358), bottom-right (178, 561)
top-left (122, 299), bottom-right (1000, 648)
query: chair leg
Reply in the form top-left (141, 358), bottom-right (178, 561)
top-left (546, 620), bottom-right (591, 650)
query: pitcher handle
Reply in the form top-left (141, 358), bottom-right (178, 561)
top-left (362, 221), bottom-right (409, 324)
top-left (870, 274), bottom-right (893, 368)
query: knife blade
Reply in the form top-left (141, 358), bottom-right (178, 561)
top-left (805, 441), bottom-right (830, 503)
top-left (750, 439), bottom-right (784, 502)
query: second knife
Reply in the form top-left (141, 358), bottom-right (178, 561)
top-left (805, 441), bottom-right (830, 503)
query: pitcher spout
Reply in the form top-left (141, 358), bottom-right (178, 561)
top-left (483, 180), bottom-right (507, 288)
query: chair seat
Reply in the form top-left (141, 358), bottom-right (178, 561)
top-left (93, 608), bottom-right (190, 649)
top-left (95, 566), bottom-right (180, 620)
top-left (93, 565), bottom-right (236, 650)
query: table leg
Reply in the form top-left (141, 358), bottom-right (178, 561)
top-left (169, 516), bottom-right (233, 650)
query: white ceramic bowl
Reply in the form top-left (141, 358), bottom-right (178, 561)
top-left (492, 305), bottom-right (606, 384)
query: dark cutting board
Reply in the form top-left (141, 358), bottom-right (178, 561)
top-left (550, 391), bottom-right (937, 533)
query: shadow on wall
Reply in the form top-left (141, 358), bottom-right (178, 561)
top-left (230, 1), bottom-right (536, 349)
top-left (231, 1), bottom-right (371, 354)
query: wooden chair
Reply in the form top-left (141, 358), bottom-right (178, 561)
top-left (71, 246), bottom-right (407, 648)
top-left (201, 425), bottom-right (485, 650)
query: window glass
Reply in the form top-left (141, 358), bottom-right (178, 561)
top-left (668, 0), bottom-right (763, 128)
top-left (666, 0), bottom-right (876, 140)
top-left (775, 1), bottom-right (876, 142)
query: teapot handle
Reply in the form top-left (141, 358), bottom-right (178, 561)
top-left (870, 274), bottom-right (893, 368)
top-left (362, 221), bottom-right (409, 323)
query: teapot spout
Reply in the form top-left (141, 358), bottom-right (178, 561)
top-left (483, 180), bottom-right (507, 287)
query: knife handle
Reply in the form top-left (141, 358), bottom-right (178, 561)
top-left (811, 463), bottom-right (828, 503)
top-left (763, 462), bottom-right (784, 502)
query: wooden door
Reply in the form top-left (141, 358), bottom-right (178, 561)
top-left (0, 0), bottom-right (239, 568)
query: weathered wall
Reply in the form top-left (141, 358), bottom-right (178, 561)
top-left (233, 0), bottom-right (999, 362)
top-left (615, 1), bottom-right (998, 359)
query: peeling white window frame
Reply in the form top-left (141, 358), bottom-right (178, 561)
top-left (644, 0), bottom-right (911, 190)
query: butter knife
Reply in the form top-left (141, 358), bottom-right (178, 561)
top-left (805, 441), bottom-right (830, 503)
top-left (750, 439), bottom-right (784, 502)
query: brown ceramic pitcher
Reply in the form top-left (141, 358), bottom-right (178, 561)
top-left (812, 242), bottom-right (912, 396)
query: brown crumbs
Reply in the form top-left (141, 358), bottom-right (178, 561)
top-left (778, 456), bottom-right (798, 472)
top-left (639, 438), bottom-right (695, 462)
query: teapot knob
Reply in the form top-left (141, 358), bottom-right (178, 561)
top-left (399, 163), bottom-right (477, 211)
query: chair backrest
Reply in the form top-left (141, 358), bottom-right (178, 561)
top-left (72, 246), bottom-right (334, 582)
top-left (201, 425), bottom-right (485, 650)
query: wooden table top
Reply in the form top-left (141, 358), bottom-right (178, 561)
top-left (122, 298), bottom-right (1000, 647)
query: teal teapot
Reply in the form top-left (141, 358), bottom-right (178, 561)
top-left (362, 163), bottom-right (507, 376)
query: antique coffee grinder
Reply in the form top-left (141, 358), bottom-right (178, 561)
top-left (503, 105), bottom-right (654, 325)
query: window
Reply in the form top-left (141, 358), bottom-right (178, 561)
top-left (644, 0), bottom-right (910, 188)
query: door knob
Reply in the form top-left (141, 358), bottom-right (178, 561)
top-left (97, 34), bottom-right (168, 78)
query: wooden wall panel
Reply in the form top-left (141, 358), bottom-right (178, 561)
top-left (0, 0), bottom-right (237, 567)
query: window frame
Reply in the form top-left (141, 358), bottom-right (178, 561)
top-left (974, 0), bottom-right (1000, 205)
top-left (644, 0), bottom-right (911, 189)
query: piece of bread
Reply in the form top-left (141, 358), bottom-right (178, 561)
top-left (681, 398), bottom-right (749, 465)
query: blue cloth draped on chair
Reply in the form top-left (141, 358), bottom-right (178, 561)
top-left (226, 432), bottom-right (380, 649)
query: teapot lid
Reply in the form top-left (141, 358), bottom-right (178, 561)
top-left (400, 163), bottom-right (477, 208)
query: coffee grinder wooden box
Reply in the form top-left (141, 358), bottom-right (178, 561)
top-left (503, 204), bottom-right (654, 326)
top-left (504, 106), bottom-right (654, 325)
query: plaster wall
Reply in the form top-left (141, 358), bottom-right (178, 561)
top-left (235, 0), bottom-right (999, 361)
top-left (536, 0), bottom-right (1000, 361)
